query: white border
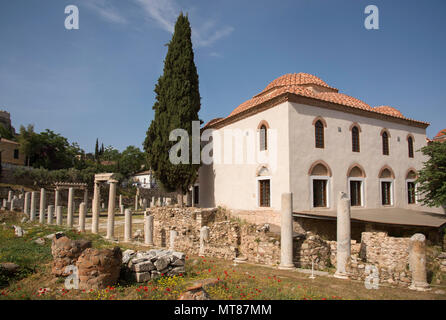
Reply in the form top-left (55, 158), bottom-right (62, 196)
top-left (310, 176), bottom-right (330, 209)
top-left (348, 177), bottom-right (365, 207)
top-left (256, 176), bottom-right (272, 208)
top-left (379, 178), bottom-right (394, 206)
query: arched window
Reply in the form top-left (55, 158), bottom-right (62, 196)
top-left (315, 120), bottom-right (324, 148)
top-left (408, 136), bottom-right (414, 158)
top-left (379, 166), bottom-right (395, 206)
top-left (259, 125), bottom-right (267, 151)
top-left (406, 169), bottom-right (417, 204)
top-left (382, 131), bottom-right (389, 155)
top-left (347, 164), bottom-right (365, 207)
top-left (309, 161), bottom-right (331, 208)
top-left (352, 126), bottom-right (360, 152)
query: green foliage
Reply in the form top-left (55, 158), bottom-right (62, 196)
top-left (416, 141), bottom-right (446, 207)
top-left (0, 124), bottom-right (14, 140)
top-left (144, 13), bottom-right (201, 194)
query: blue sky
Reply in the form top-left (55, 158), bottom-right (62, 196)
top-left (0, 0), bottom-right (445, 152)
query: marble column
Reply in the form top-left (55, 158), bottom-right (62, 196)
top-left (106, 180), bottom-right (117, 240)
top-left (39, 188), bottom-right (46, 224)
top-left (56, 206), bottom-right (63, 226)
top-left (135, 194), bottom-right (139, 211)
top-left (92, 181), bottom-right (100, 234)
top-left (83, 189), bottom-right (88, 214)
top-left (151, 197), bottom-right (155, 208)
top-left (169, 230), bottom-right (178, 250)
top-left (124, 209), bottom-right (132, 242)
top-left (8, 191), bottom-right (12, 202)
top-left (409, 233), bottom-right (430, 291)
top-left (144, 213), bottom-right (154, 246)
top-left (120, 204), bottom-right (124, 216)
top-left (199, 226), bottom-right (210, 256)
top-left (119, 194), bottom-right (123, 207)
top-left (24, 192), bottom-right (30, 215)
top-left (67, 187), bottom-right (74, 228)
top-left (142, 198), bottom-right (147, 211)
top-left (54, 189), bottom-right (60, 211)
top-left (279, 192), bottom-right (295, 269)
top-left (334, 192), bottom-right (351, 279)
top-left (10, 199), bottom-right (15, 211)
top-left (78, 202), bottom-right (86, 232)
top-left (47, 205), bottom-right (54, 224)
top-left (30, 191), bottom-right (37, 221)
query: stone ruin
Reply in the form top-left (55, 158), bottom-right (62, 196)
top-left (121, 249), bottom-right (186, 282)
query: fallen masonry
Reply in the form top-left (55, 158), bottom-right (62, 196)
top-left (122, 249), bottom-right (186, 282)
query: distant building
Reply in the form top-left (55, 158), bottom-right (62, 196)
top-left (0, 138), bottom-right (25, 166)
top-left (131, 170), bottom-right (156, 189)
top-left (0, 110), bottom-right (16, 136)
top-left (432, 128), bottom-right (446, 143)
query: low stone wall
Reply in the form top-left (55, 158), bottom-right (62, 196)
top-left (122, 249), bottom-right (186, 282)
top-left (329, 232), bottom-right (412, 286)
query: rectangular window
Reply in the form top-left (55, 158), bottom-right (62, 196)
top-left (381, 181), bottom-right (392, 205)
top-left (350, 180), bottom-right (362, 206)
top-left (193, 185), bottom-right (199, 205)
top-left (14, 149), bottom-right (19, 159)
top-left (407, 182), bottom-right (415, 204)
top-left (313, 179), bottom-right (327, 207)
top-left (259, 179), bottom-right (270, 207)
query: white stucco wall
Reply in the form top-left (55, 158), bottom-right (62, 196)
top-left (198, 100), bottom-right (444, 215)
top-left (198, 102), bottom-right (290, 211)
top-left (288, 101), bottom-right (444, 214)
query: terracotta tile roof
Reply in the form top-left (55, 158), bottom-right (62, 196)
top-left (434, 128), bottom-right (446, 139)
top-left (211, 73), bottom-right (429, 128)
top-left (373, 106), bottom-right (404, 118)
top-left (257, 73), bottom-right (338, 96)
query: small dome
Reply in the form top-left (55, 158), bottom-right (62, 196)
top-left (260, 73), bottom-right (337, 94)
top-left (434, 129), bottom-right (446, 138)
top-left (374, 106), bottom-right (404, 118)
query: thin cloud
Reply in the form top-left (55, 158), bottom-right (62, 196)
top-left (83, 0), bottom-right (127, 25)
top-left (135, 0), bottom-right (233, 47)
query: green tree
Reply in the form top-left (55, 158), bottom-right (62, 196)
top-left (0, 124), bottom-right (14, 140)
top-left (119, 146), bottom-right (148, 176)
top-left (144, 13), bottom-right (201, 205)
top-left (18, 124), bottom-right (36, 166)
top-left (416, 141), bottom-right (446, 208)
top-left (95, 138), bottom-right (99, 161)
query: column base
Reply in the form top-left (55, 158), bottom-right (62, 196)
top-left (409, 283), bottom-right (431, 291)
top-left (333, 272), bottom-right (349, 279)
top-left (278, 264), bottom-right (295, 270)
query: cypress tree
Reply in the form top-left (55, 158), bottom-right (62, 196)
top-left (144, 13), bottom-right (201, 205)
top-left (95, 138), bottom-right (99, 160)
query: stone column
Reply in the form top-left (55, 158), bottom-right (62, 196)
top-left (120, 204), bottom-right (124, 216)
top-left (279, 193), bottom-right (295, 269)
top-left (78, 202), bottom-right (86, 232)
top-left (106, 180), bottom-right (117, 240)
top-left (169, 230), bottom-right (178, 250)
top-left (67, 187), bottom-right (74, 228)
top-left (56, 206), bottom-right (63, 226)
top-left (54, 189), bottom-right (60, 210)
top-left (2, 199), bottom-right (6, 209)
top-left (83, 189), bottom-right (88, 214)
top-left (144, 213), bottom-right (154, 246)
top-left (119, 194), bottom-right (123, 207)
top-left (92, 181), bottom-right (100, 234)
top-left (24, 192), bottom-right (30, 215)
top-left (8, 191), bottom-right (12, 202)
top-left (47, 205), bottom-right (54, 224)
top-left (10, 199), bottom-right (15, 211)
top-left (142, 198), bottom-right (147, 211)
top-left (199, 226), bottom-right (210, 256)
top-left (124, 209), bottom-right (132, 242)
top-left (409, 233), bottom-right (430, 291)
top-left (39, 188), bottom-right (46, 224)
top-left (151, 197), bottom-right (155, 208)
top-left (334, 192), bottom-right (351, 279)
top-left (30, 191), bottom-right (37, 221)
top-left (135, 194), bottom-right (139, 211)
